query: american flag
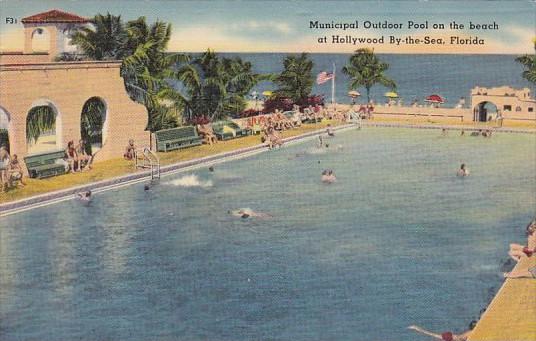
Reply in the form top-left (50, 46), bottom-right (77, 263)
top-left (316, 71), bottom-right (334, 85)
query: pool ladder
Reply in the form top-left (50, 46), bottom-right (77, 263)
top-left (135, 147), bottom-right (161, 180)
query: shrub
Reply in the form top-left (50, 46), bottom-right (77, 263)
top-left (262, 97), bottom-right (294, 114)
top-left (235, 108), bottom-right (261, 118)
top-left (296, 94), bottom-right (325, 110)
top-left (189, 115), bottom-right (211, 125)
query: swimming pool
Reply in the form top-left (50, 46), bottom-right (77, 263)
top-left (1, 127), bottom-right (535, 341)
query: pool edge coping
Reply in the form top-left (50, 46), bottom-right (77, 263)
top-left (1, 122), bottom-right (534, 217)
top-left (0, 124), bottom-right (357, 217)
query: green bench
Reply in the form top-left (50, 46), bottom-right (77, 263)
top-left (155, 126), bottom-right (202, 152)
top-left (24, 150), bottom-right (66, 179)
top-left (212, 121), bottom-right (251, 140)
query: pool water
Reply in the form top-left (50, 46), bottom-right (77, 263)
top-left (1, 127), bottom-right (535, 341)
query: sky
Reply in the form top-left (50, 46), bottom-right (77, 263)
top-left (0, 0), bottom-right (535, 54)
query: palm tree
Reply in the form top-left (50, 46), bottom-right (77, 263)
top-left (275, 53), bottom-right (314, 103)
top-left (516, 41), bottom-right (536, 84)
top-left (161, 50), bottom-right (265, 122)
top-left (69, 13), bottom-right (127, 60)
top-left (120, 17), bottom-right (188, 132)
top-left (342, 48), bottom-right (396, 103)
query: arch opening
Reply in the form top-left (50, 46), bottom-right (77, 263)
top-left (30, 27), bottom-right (50, 53)
top-left (0, 107), bottom-right (10, 153)
top-left (26, 103), bottom-right (61, 154)
top-left (80, 97), bottom-right (107, 155)
top-left (475, 101), bottom-right (498, 122)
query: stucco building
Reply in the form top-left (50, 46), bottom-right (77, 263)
top-left (0, 9), bottom-right (149, 169)
top-left (471, 86), bottom-right (536, 122)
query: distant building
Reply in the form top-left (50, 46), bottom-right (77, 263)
top-left (471, 86), bottom-right (536, 122)
top-left (0, 10), bottom-right (149, 172)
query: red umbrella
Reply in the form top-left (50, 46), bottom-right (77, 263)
top-left (425, 94), bottom-right (445, 103)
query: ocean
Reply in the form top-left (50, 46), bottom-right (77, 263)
top-left (215, 53), bottom-right (535, 107)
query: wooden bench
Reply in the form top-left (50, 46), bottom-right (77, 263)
top-left (24, 150), bottom-right (66, 179)
top-left (212, 121), bottom-right (251, 140)
top-left (155, 126), bottom-right (202, 152)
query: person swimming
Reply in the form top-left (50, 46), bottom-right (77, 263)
top-left (209, 166), bottom-right (215, 172)
top-left (228, 208), bottom-right (271, 219)
top-left (457, 164), bottom-right (470, 177)
top-left (76, 190), bottom-right (92, 202)
top-left (317, 135), bottom-right (324, 148)
top-left (327, 124), bottom-right (335, 137)
top-left (321, 169), bottom-right (337, 183)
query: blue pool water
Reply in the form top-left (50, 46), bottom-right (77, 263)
top-left (1, 127), bottom-right (535, 341)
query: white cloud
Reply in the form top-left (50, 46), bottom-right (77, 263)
top-left (229, 20), bottom-right (292, 34)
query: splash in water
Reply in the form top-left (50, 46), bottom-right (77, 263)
top-left (166, 174), bottom-right (213, 188)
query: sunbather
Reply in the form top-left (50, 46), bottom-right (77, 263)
top-left (504, 266), bottom-right (536, 279)
top-left (508, 219), bottom-right (536, 262)
top-left (8, 154), bottom-right (25, 187)
top-left (65, 140), bottom-right (79, 172)
top-left (124, 139), bottom-right (136, 160)
top-left (0, 146), bottom-right (11, 192)
top-left (76, 139), bottom-right (92, 171)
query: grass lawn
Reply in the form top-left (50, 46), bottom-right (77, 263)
top-left (0, 121), bottom-right (339, 204)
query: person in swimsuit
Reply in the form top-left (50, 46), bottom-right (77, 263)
top-left (124, 139), bottom-right (136, 160)
top-left (76, 139), bottom-right (92, 171)
top-left (508, 219), bottom-right (536, 262)
top-left (0, 146), bottom-right (11, 192)
top-left (76, 190), bottom-right (92, 202)
top-left (504, 266), bottom-right (536, 279)
top-left (327, 124), bottom-right (335, 137)
top-left (408, 325), bottom-right (471, 341)
top-left (457, 164), bottom-right (469, 177)
top-left (8, 154), bottom-right (25, 187)
top-left (65, 140), bottom-right (79, 172)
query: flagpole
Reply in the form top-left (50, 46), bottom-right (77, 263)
top-left (331, 62), bottom-right (336, 108)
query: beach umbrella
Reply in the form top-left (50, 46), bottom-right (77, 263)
top-left (425, 94), bottom-right (445, 103)
top-left (348, 90), bottom-right (360, 104)
top-left (262, 90), bottom-right (273, 97)
top-left (384, 91), bottom-right (398, 98)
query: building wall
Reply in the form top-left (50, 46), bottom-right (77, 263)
top-left (0, 53), bottom-right (50, 64)
top-left (471, 86), bottom-right (536, 121)
top-left (0, 61), bottom-right (149, 168)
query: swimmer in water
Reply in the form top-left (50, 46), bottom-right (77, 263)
top-left (144, 184), bottom-right (151, 191)
top-left (76, 190), bottom-right (92, 202)
top-left (457, 163), bottom-right (470, 177)
top-left (327, 124), bottom-right (335, 137)
top-left (317, 135), bottom-right (324, 148)
top-left (209, 166), bottom-right (214, 172)
top-left (321, 169), bottom-right (337, 183)
top-left (228, 208), bottom-right (270, 219)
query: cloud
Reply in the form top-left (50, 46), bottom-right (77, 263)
top-left (229, 20), bottom-right (292, 34)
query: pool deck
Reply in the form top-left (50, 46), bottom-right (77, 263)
top-left (0, 123), bottom-right (357, 217)
top-left (468, 255), bottom-right (536, 341)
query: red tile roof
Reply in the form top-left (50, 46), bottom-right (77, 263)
top-left (21, 9), bottom-right (89, 24)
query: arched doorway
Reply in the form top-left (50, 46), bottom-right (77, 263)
top-left (30, 27), bottom-right (50, 52)
top-left (26, 101), bottom-right (61, 154)
top-left (474, 101), bottom-right (498, 122)
top-left (0, 107), bottom-right (10, 152)
top-left (80, 97), bottom-right (107, 155)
